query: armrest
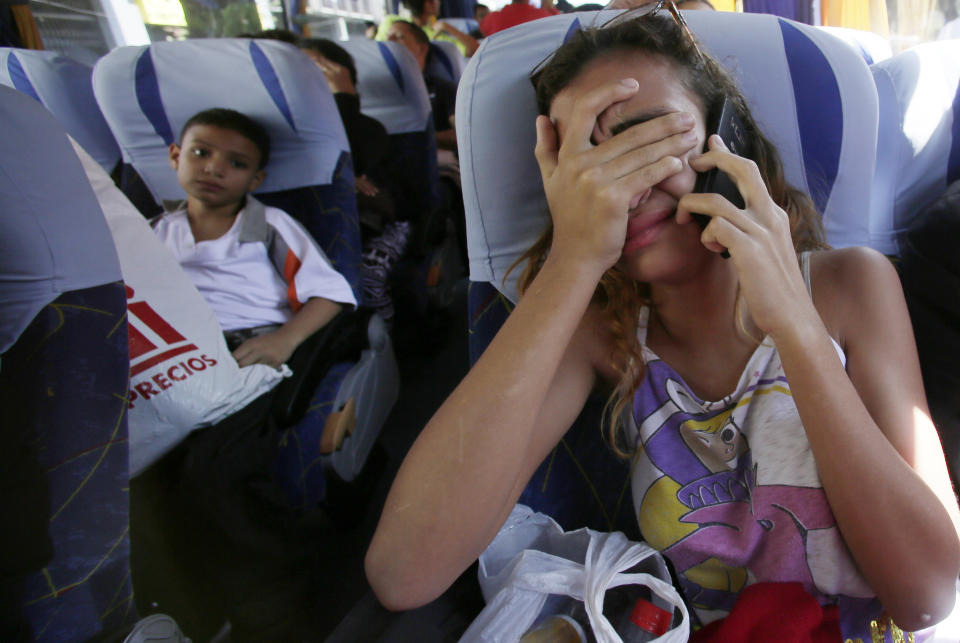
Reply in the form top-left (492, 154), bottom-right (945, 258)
top-left (270, 307), bottom-right (373, 428)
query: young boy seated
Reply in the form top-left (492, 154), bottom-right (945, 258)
top-left (153, 108), bottom-right (356, 369)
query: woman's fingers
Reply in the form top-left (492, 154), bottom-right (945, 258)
top-left (677, 191), bottom-right (756, 231)
top-left (619, 155), bottom-right (685, 202)
top-left (679, 135), bottom-right (794, 258)
top-left (534, 115), bottom-right (559, 180)
top-left (600, 124), bottom-right (698, 182)
top-left (689, 135), bottom-right (767, 210)
top-left (560, 78), bottom-right (640, 155)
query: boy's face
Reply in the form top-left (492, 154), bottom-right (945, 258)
top-left (169, 124), bottom-right (266, 210)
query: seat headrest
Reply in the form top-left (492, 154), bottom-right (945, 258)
top-left (0, 85), bottom-right (121, 352)
top-left (0, 48), bottom-right (121, 173)
top-left (817, 26), bottom-right (892, 64)
top-left (341, 38), bottom-right (432, 135)
top-left (871, 40), bottom-right (960, 254)
top-left (458, 10), bottom-right (879, 301)
top-left (427, 40), bottom-right (466, 85)
top-left (92, 38), bottom-right (349, 204)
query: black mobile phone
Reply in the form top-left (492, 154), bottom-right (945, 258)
top-left (691, 98), bottom-right (752, 231)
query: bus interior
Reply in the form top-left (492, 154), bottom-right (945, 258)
top-left (2, 0), bottom-right (960, 641)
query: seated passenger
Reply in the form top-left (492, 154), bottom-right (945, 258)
top-left (298, 39), bottom-right (392, 209)
top-left (387, 19), bottom-right (468, 264)
top-left (387, 19), bottom-right (459, 152)
top-left (473, 3), bottom-right (490, 37)
top-left (297, 38), bottom-right (410, 323)
top-left (365, 9), bottom-right (960, 640)
top-left (153, 108), bottom-right (356, 368)
top-left (377, 0), bottom-right (480, 57)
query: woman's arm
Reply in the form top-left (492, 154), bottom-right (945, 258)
top-left (680, 138), bottom-right (960, 631)
top-left (790, 247), bottom-right (960, 631)
top-left (365, 258), bottom-right (605, 611)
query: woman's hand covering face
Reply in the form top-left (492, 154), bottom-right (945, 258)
top-left (536, 76), bottom-right (699, 275)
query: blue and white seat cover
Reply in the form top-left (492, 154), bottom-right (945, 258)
top-left (0, 84), bottom-right (133, 642)
top-left (341, 37), bottom-right (439, 221)
top-left (817, 25), bottom-right (892, 65)
top-left (871, 39), bottom-right (960, 254)
top-left (0, 48), bottom-right (121, 173)
top-left (428, 39), bottom-right (467, 85)
top-left (342, 37), bottom-right (432, 136)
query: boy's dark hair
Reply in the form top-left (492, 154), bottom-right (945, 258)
top-left (299, 38), bottom-right (359, 86)
top-left (394, 19), bottom-right (430, 48)
top-left (180, 108), bottom-right (271, 169)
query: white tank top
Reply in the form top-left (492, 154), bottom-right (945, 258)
top-left (629, 252), bottom-right (897, 640)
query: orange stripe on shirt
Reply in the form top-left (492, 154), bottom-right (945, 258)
top-left (283, 250), bottom-right (303, 313)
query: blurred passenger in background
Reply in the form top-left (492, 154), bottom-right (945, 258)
top-left (386, 20), bottom-right (458, 153)
top-left (479, 0), bottom-right (561, 37)
top-left (377, 0), bottom-right (480, 57)
top-left (472, 3), bottom-right (490, 37)
top-left (298, 38), bottom-right (391, 207)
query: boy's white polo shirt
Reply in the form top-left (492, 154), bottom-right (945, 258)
top-left (153, 197), bottom-right (356, 332)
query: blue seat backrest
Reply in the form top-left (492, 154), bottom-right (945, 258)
top-left (341, 37), bottom-right (439, 221)
top-left (817, 25), bottom-right (892, 65)
top-left (871, 39), bottom-right (960, 255)
top-left (91, 38), bottom-right (362, 297)
top-left (0, 84), bottom-right (133, 642)
top-left (427, 40), bottom-right (466, 85)
top-left (458, 11), bottom-right (880, 535)
top-left (342, 38), bottom-right (432, 135)
top-left (0, 47), bottom-right (121, 173)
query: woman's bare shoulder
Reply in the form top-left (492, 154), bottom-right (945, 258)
top-left (808, 246), bottom-right (904, 346)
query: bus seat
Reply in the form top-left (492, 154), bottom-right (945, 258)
top-left (0, 48), bottom-right (121, 174)
top-left (341, 38), bottom-right (440, 226)
top-left (457, 11), bottom-right (880, 535)
top-left (683, 11), bottom-right (880, 249)
top-left (0, 85), bottom-right (135, 642)
top-left (91, 38), bottom-right (399, 507)
top-left (427, 40), bottom-right (467, 85)
top-left (871, 39), bottom-right (960, 255)
top-left (817, 25), bottom-right (893, 64)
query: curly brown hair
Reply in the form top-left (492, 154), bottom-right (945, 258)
top-left (513, 12), bottom-right (828, 457)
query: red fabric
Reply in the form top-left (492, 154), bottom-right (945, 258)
top-left (479, 3), bottom-right (559, 36)
top-left (690, 582), bottom-right (842, 643)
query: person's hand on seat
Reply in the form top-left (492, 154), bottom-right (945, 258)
top-left (232, 329), bottom-right (298, 369)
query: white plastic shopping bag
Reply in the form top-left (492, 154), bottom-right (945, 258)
top-left (462, 504), bottom-right (689, 643)
top-left (73, 140), bottom-right (287, 476)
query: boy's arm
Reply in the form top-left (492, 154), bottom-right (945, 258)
top-left (232, 297), bottom-right (342, 368)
